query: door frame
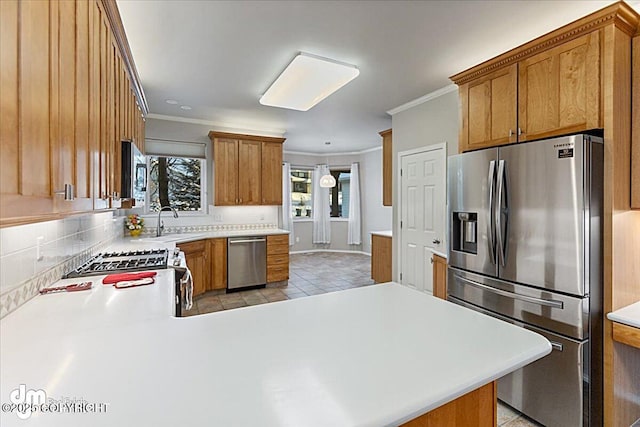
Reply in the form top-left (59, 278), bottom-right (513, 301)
top-left (396, 142), bottom-right (447, 288)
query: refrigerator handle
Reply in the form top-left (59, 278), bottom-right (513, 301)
top-left (496, 160), bottom-right (508, 267)
top-left (487, 160), bottom-right (496, 265)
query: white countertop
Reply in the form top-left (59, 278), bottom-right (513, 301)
top-left (430, 248), bottom-right (448, 259)
top-left (0, 271), bottom-right (550, 426)
top-left (128, 228), bottom-right (289, 244)
top-left (607, 301), bottom-right (640, 329)
top-left (370, 230), bottom-right (392, 238)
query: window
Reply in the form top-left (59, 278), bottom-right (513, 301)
top-left (291, 169), bottom-right (312, 218)
top-left (147, 156), bottom-right (205, 212)
top-left (329, 169), bottom-right (350, 218)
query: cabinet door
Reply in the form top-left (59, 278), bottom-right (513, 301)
top-left (266, 234), bottom-right (289, 282)
top-left (180, 240), bottom-right (208, 297)
top-left (632, 35), bottom-right (640, 209)
top-left (209, 238), bottom-right (227, 290)
top-left (519, 32), bottom-right (601, 142)
top-left (432, 254), bottom-right (447, 299)
top-left (214, 138), bottom-right (239, 205)
top-left (459, 64), bottom-right (517, 152)
top-left (238, 140), bottom-right (262, 205)
top-left (371, 235), bottom-right (392, 283)
top-left (261, 142), bottom-right (282, 205)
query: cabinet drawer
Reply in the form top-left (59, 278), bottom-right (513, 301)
top-left (267, 234), bottom-right (289, 254)
top-left (267, 264), bottom-right (289, 282)
top-left (267, 253), bottom-right (289, 266)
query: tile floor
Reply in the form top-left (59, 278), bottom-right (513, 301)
top-left (498, 401), bottom-right (543, 426)
top-left (188, 252), bottom-right (543, 427)
top-left (187, 252), bottom-right (375, 316)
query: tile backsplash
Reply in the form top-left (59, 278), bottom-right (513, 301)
top-left (0, 212), bottom-right (122, 318)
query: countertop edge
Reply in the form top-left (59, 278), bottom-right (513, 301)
top-left (607, 301), bottom-right (640, 329)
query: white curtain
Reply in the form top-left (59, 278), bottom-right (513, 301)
top-left (282, 162), bottom-right (294, 246)
top-left (312, 164), bottom-right (331, 244)
top-left (348, 162), bottom-right (362, 245)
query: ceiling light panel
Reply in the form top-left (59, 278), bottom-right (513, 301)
top-left (260, 53), bottom-right (359, 111)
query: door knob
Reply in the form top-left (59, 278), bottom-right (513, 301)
top-left (432, 239), bottom-right (441, 245)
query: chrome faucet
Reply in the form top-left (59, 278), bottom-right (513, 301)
top-left (157, 206), bottom-right (179, 237)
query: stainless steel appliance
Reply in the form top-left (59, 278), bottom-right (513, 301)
top-left (447, 134), bottom-right (603, 427)
top-left (227, 236), bottom-right (266, 291)
top-left (121, 140), bottom-right (146, 206)
top-left (64, 249), bottom-right (169, 278)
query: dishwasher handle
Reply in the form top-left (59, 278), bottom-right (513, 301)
top-left (228, 238), bottom-right (266, 244)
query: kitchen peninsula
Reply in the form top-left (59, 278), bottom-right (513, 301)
top-left (0, 238), bottom-right (550, 427)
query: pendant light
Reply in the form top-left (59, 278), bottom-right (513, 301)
top-left (319, 146), bottom-right (336, 188)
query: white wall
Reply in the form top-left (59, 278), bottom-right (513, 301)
top-left (391, 89), bottom-right (459, 279)
top-left (284, 149), bottom-right (391, 254)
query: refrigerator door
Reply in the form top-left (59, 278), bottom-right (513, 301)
top-left (448, 148), bottom-right (498, 277)
top-left (498, 134), bottom-right (592, 297)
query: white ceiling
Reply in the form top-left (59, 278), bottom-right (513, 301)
top-left (117, 0), bottom-right (635, 154)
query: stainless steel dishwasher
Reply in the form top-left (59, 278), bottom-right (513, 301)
top-left (227, 236), bottom-right (267, 291)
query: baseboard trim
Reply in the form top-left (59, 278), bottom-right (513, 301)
top-left (290, 249), bottom-right (371, 256)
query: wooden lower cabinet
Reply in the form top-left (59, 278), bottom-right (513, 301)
top-left (612, 323), bottom-right (640, 349)
top-left (401, 381), bottom-right (496, 427)
top-left (632, 34), bottom-right (640, 209)
top-left (209, 238), bottom-right (227, 290)
top-left (432, 254), bottom-right (447, 299)
top-left (267, 234), bottom-right (289, 282)
top-left (371, 235), bottom-right (392, 283)
top-left (180, 240), bottom-right (208, 297)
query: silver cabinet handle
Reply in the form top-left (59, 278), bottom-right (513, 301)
top-left (509, 129), bottom-right (514, 137)
top-left (487, 160), bottom-right (496, 265)
top-left (550, 341), bottom-right (563, 352)
top-left (228, 238), bottom-right (266, 244)
top-left (454, 275), bottom-right (564, 309)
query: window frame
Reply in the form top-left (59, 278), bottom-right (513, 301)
top-left (329, 168), bottom-right (350, 219)
top-left (145, 155), bottom-right (207, 215)
top-left (290, 166), bottom-right (313, 221)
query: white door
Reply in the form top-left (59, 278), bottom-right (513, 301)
top-left (399, 145), bottom-right (446, 293)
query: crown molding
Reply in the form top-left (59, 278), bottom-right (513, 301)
top-left (284, 146), bottom-right (382, 157)
top-left (386, 84), bottom-right (457, 116)
top-left (146, 113), bottom-right (286, 137)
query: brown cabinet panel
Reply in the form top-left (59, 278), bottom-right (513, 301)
top-left (261, 142), bottom-right (282, 205)
top-left (371, 235), bottom-right (392, 283)
top-left (267, 234), bottom-right (289, 254)
top-left (180, 240), bottom-right (208, 297)
top-left (632, 35), bottom-right (640, 209)
top-left (432, 254), bottom-right (447, 300)
top-left (238, 140), bottom-right (262, 205)
top-left (75, 0), bottom-right (91, 201)
top-left (214, 138), bottom-right (239, 205)
top-left (267, 264), bottom-right (289, 283)
top-left (209, 238), bottom-right (227, 291)
top-left (460, 65), bottom-right (517, 151)
top-left (380, 129), bottom-right (392, 206)
top-left (0, 0), bottom-right (19, 196)
top-left (519, 32), bottom-right (601, 141)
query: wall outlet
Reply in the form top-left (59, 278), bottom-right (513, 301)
top-left (214, 214), bottom-right (223, 222)
top-left (36, 236), bottom-right (44, 261)
top-left (295, 236), bottom-right (300, 243)
top-left (103, 219), bottom-right (110, 233)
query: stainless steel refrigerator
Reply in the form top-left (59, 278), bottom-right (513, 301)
top-left (447, 134), bottom-right (603, 427)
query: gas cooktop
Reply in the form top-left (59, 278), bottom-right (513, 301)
top-left (64, 249), bottom-right (169, 278)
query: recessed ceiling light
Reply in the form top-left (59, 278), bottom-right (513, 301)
top-left (259, 52), bottom-right (359, 111)
top-left (165, 99), bottom-right (178, 105)
top-left (180, 105), bottom-right (192, 110)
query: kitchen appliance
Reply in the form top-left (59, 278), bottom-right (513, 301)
top-left (121, 140), bottom-right (146, 206)
top-left (64, 249), bottom-right (169, 278)
top-left (447, 134), bottom-right (603, 427)
top-left (227, 236), bottom-right (266, 291)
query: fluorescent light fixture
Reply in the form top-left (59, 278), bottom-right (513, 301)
top-left (260, 53), bottom-right (359, 111)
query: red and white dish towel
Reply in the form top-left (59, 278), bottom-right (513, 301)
top-left (103, 272), bottom-right (157, 289)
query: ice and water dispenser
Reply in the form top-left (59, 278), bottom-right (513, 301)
top-left (452, 212), bottom-right (477, 254)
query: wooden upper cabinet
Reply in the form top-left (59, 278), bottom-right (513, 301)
top-left (380, 129), bottom-right (392, 206)
top-left (209, 132), bottom-right (285, 206)
top-left (261, 142), bottom-right (283, 205)
top-left (632, 34), bottom-right (639, 210)
top-left (238, 140), bottom-right (262, 205)
top-left (518, 32), bottom-right (601, 142)
top-left (213, 138), bottom-right (239, 205)
top-left (459, 65), bottom-right (517, 151)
